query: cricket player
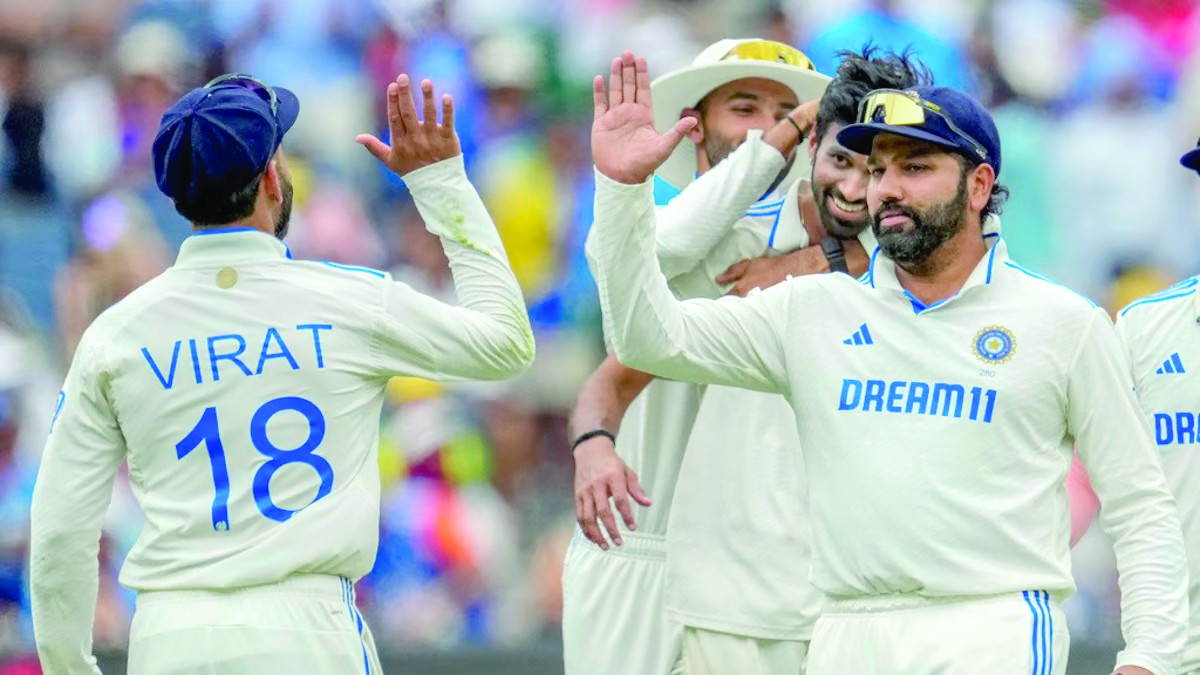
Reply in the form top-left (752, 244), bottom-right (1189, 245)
top-left (29, 72), bottom-right (534, 674)
top-left (1115, 142), bottom-right (1200, 674)
top-left (561, 39), bottom-right (835, 674)
top-left (568, 45), bottom-right (929, 674)
top-left (587, 51), bottom-right (1186, 675)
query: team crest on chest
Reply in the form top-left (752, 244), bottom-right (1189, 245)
top-left (973, 325), bottom-right (1016, 364)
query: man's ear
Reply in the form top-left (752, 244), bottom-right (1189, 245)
top-left (262, 160), bottom-right (283, 203)
top-left (807, 130), bottom-right (819, 162)
top-left (680, 109), bottom-right (703, 144)
top-left (968, 163), bottom-right (995, 214)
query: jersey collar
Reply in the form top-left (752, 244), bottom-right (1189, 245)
top-left (174, 228), bottom-right (292, 269)
top-left (866, 233), bottom-right (1007, 315)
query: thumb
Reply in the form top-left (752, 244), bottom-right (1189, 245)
top-left (356, 134), bottom-right (391, 164)
top-left (626, 467), bottom-right (652, 507)
top-left (654, 117), bottom-right (698, 163)
top-left (717, 260), bottom-right (747, 284)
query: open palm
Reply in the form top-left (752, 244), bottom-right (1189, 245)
top-left (591, 51), bottom-right (697, 185)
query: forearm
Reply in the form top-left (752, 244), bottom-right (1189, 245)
top-left (587, 169), bottom-right (786, 393)
top-left (656, 131), bottom-right (786, 279)
top-left (30, 486), bottom-right (104, 674)
top-left (403, 155), bottom-right (534, 375)
top-left (569, 355), bottom-right (654, 439)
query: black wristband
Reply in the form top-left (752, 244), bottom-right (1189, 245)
top-left (819, 235), bottom-right (849, 274)
top-left (571, 428), bottom-right (616, 452)
top-left (785, 115), bottom-right (805, 138)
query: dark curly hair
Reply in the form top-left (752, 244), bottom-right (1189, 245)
top-left (814, 44), bottom-right (932, 142)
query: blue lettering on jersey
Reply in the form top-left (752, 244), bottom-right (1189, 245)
top-left (838, 378), bottom-right (997, 423)
top-left (1155, 412), bottom-right (1200, 446)
top-left (141, 324), bottom-right (335, 390)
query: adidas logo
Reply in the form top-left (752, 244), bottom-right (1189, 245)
top-left (1156, 352), bottom-right (1187, 375)
top-left (843, 323), bottom-right (874, 346)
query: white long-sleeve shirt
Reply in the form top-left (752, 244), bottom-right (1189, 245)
top-left (1116, 277), bottom-right (1200, 673)
top-left (29, 156), bottom-right (534, 674)
top-left (587, 171), bottom-right (1187, 675)
top-left (592, 130), bottom-right (800, 535)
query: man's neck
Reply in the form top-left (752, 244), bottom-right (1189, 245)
top-left (893, 220), bottom-right (988, 306)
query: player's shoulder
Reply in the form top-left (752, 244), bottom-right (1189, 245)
top-left (1116, 275), bottom-right (1199, 328)
top-left (287, 259), bottom-right (394, 285)
top-left (997, 258), bottom-right (1101, 319)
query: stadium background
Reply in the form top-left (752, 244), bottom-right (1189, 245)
top-left (0, 0), bottom-right (1197, 672)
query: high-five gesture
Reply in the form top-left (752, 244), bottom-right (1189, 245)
top-left (592, 51), bottom-right (697, 185)
top-left (357, 74), bottom-right (461, 176)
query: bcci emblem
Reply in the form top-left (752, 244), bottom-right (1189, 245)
top-left (974, 326), bottom-right (1016, 364)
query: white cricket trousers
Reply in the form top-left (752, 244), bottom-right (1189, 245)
top-left (128, 574), bottom-right (382, 674)
top-left (807, 590), bottom-right (1068, 675)
top-left (679, 627), bottom-right (809, 674)
top-left (561, 530), bottom-right (682, 675)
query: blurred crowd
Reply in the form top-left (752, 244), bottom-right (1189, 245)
top-left (1, 0), bottom-right (1199, 666)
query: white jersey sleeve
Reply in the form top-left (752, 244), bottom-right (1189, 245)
top-left (1069, 310), bottom-right (1187, 675)
top-left (588, 170), bottom-right (793, 395)
top-left (372, 156), bottom-right (534, 380)
top-left (30, 331), bottom-right (122, 675)
top-left (653, 130), bottom-right (786, 280)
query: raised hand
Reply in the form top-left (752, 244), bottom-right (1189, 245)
top-left (357, 74), bottom-right (461, 176)
top-left (592, 50), bottom-right (697, 185)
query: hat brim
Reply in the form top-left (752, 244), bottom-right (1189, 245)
top-left (837, 122), bottom-right (972, 162)
top-left (274, 86), bottom-right (300, 137)
top-left (651, 62), bottom-right (831, 189)
top-left (1181, 147), bottom-right (1200, 173)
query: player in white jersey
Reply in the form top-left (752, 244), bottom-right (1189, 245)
top-left (587, 52), bottom-right (1186, 675)
top-left (568, 46), bottom-right (928, 674)
top-left (28, 72), bottom-right (534, 674)
top-left (1114, 141), bottom-right (1200, 675)
top-left (561, 39), bottom-right (834, 675)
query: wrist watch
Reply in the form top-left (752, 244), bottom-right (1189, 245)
top-left (819, 235), bottom-right (849, 274)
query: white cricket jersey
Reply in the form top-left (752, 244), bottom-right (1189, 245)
top-left (29, 156), bottom-right (534, 674)
top-left (1116, 277), bottom-right (1200, 672)
top-left (596, 131), bottom-right (800, 535)
top-left (587, 173), bottom-right (1188, 675)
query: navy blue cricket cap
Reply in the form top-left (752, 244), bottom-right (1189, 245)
top-left (1180, 138), bottom-right (1200, 173)
top-left (153, 76), bottom-right (300, 204)
top-left (837, 85), bottom-right (1002, 176)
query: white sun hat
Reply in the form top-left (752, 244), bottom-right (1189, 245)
top-left (651, 38), bottom-right (832, 189)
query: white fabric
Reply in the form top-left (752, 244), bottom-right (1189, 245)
top-left (128, 574), bottom-right (381, 674)
top-left (1116, 276), bottom-right (1200, 674)
top-left (808, 592), bottom-right (1068, 675)
top-left (561, 531), bottom-right (679, 675)
top-left (28, 155), bottom-right (534, 674)
top-left (586, 172), bottom-right (1188, 675)
top-left (679, 627), bottom-right (808, 675)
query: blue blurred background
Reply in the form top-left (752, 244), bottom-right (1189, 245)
top-left (1, 0), bottom-right (1197, 671)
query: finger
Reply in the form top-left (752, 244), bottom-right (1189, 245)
top-left (608, 57), bottom-right (622, 107)
top-left (395, 74), bottom-right (419, 136)
top-left (385, 82), bottom-right (404, 138)
top-left (634, 56), bottom-right (650, 104)
top-left (717, 260), bottom-right (748, 284)
top-left (611, 476), bottom-right (637, 532)
top-left (621, 51), bottom-right (636, 106)
top-left (593, 75), bottom-right (607, 119)
top-left (593, 485), bottom-right (622, 547)
top-left (355, 134), bottom-right (390, 163)
top-left (421, 79), bottom-right (437, 126)
top-left (654, 116), bottom-right (698, 164)
top-left (441, 94), bottom-right (455, 135)
top-left (627, 468), bottom-right (652, 507)
top-left (577, 492), bottom-right (608, 550)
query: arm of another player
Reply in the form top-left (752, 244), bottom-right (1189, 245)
top-left (1066, 450), bottom-right (1098, 547)
top-left (717, 239), bottom-right (870, 297)
top-left (570, 355), bottom-right (655, 549)
top-left (1066, 310), bottom-right (1187, 675)
top-left (357, 75), bottom-right (534, 381)
top-left (587, 51), bottom-right (793, 394)
top-left (652, 103), bottom-right (816, 279)
top-left (29, 332), bottom-right (125, 675)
